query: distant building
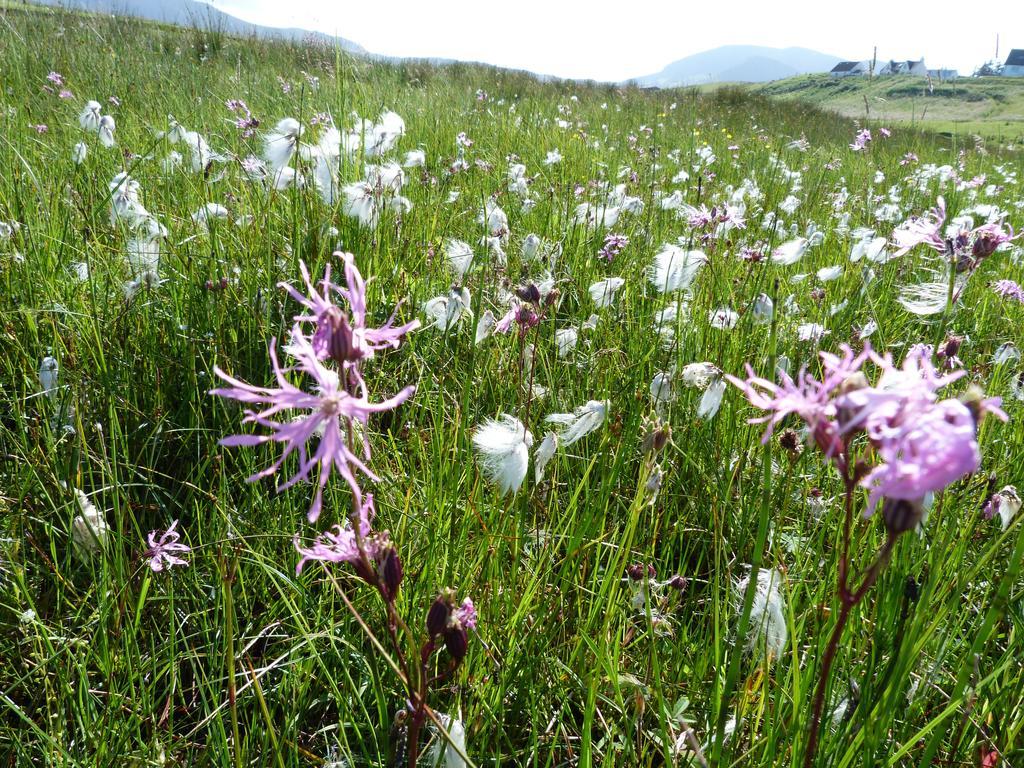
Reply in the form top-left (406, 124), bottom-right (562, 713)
top-left (830, 61), bottom-right (870, 77)
top-left (877, 59), bottom-right (928, 76)
top-left (927, 69), bottom-right (959, 81)
top-left (1004, 49), bottom-right (1024, 77)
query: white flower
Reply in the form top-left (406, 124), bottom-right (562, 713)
top-left (364, 110), bottom-right (405, 157)
top-left (898, 277), bottom-right (964, 316)
top-left (680, 362), bottom-right (720, 389)
top-left (990, 486), bottom-right (1021, 531)
top-left (342, 182), bottom-right (379, 228)
top-left (71, 489), bottom-right (109, 557)
top-left (445, 239), bottom-right (475, 279)
top-left (736, 568), bottom-right (787, 662)
top-left (403, 148), bottom-right (426, 167)
top-left (750, 293), bottom-right (774, 325)
top-left (161, 151), bottom-right (184, 174)
top-left (38, 356), bottom-right (59, 396)
top-left (263, 117), bottom-right (303, 172)
top-left (521, 234), bottom-right (541, 261)
top-left (555, 328), bottom-right (578, 358)
top-left (816, 265), bottom-right (843, 282)
top-left (772, 237), bottom-right (808, 266)
top-left (191, 203), bottom-right (228, 229)
top-left (588, 277), bottom-right (624, 308)
top-left (534, 432), bottom-right (558, 483)
top-left (779, 194), bottom-right (801, 215)
top-left (650, 371), bottom-right (676, 407)
top-left (424, 288), bottom-right (472, 331)
top-left (96, 114), bottom-right (116, 147)
top-left (859, 319), bottom-right (879, 339)
top-left (478, 200), bottom-right (508, 238)
top-left (544, 149), bottom-right (562, 165)
top-left (545, 399), bottom-right (608, 446)
top-left (648, 245), bottom-right (707, 293)
top-left (426, 713), bottom-right (468, 768)
top-left (79, 100), bottom-right (101, 132)
top-left (709, 306), bottom-right (738, 330)
top-left (126, 238), bottom-right (160, 275)
top-left (797, 323), bottom-right (829, 343)
top-left (72, 142), bottom-right (88, 164)
top-left (473, 415), bottom-right (533, 495)
top-left (993, 342), bottom-right (1020, 366)
top-left (697, 377), bottom-right (727, 420)
top-left (474, 310), bottom-right (495, 344)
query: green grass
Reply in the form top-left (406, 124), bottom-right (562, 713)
top-left (754, 73), bottom-right (1024, 144)
top-left (2, 4), bottom-right (1024, 767)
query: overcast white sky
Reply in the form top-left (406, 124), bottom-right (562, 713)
top-left (199, 0), bottom-right (1024, 81)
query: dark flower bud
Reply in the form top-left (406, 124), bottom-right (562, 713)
top-left (881, 497), bottom-right (924, 535)
top-left (426, 590), bottom-right (455, 637)
top-left (544, 287), bottom-right (561, 307)
top-left (642, 422), bottom-right (671, 455)
top-left (779, 428), bottom-right (802, 455)
top-left (219, 276), bottom-right (230, 290)
top-left (443, 625), bottom-right (469, 662)
top-left (316, 306), bottom-right (364, 366)
top-left (626, 562), bottom-right (655, 581)
top-left (972, 232), bottom-right (1000, 260)
top-left (376, 545), bottom-right (403, 601)
top-left (514, 283), bottom-right (542, 305)
top-left (667, 574), bottom-right (688, 592)
top-left (904, 576), bottom-right (920, 603)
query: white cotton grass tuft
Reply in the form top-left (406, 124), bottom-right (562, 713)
top-left (709, 306), bottom-right (739, 330)
top-left (749, 293), bottom-right (774, 325)
top-left (554, 328), bottom-right (578, 358)
top-left (472, 415), bottom-right (533, 495)
top-left (263, 117), bottom-right (303, 172)
top-left (79, 100), bottom-right (102, 132)
top-left (71, 489), bottom-right (109, 557)
top-left (426, 712), bottom-right (468, 768)
top-left (402, 148), bottom-right (426, 167)
top-left (898, 275), bottom-right (966, 316)
top-left (772, 237), bottom-right (808, 266)
top-left (648, 245), bottom-right (707, 293)
top-left (72, 142), bottom-right (88, 164)
top-left (697, 377), bottom-right (727, 420)
top-left (424, 288), bottom-right (472, 331)
top-left (735, 568), bottom-right (788, 662)
top-left (588, 277), bottom-right (624, 308)
top-left (545, 400), bottom-right (609, 446)
top-left (98, 115), bottom-right (116, 148)
top-left (474, 310), bottom-right (495, 345)
top-left (534, 432), bottom-right (558, 483)
top-left (38, 356), bottom-right (59, 396)
top-left (445, 239), bottom-right (475, 279)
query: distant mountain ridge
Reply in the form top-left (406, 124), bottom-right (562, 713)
top-left (631, 46), bottom-right (844, 86)
top-left (28, 0), bottom-right (365, 52)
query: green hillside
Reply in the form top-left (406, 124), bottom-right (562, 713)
top-left (757, 73), bottom-right (1024, 144)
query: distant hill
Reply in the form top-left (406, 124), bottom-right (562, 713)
top-left (754, 73), bottom-right (1024, 142)
top-left (631, 46), bottom-right (843, 87)
top-left (27, 0), bottom-right (365, 52)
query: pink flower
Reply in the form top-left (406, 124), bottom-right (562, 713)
top-left (144, 520), bottom-right (191, 571)
top-left (280, 253), bottom-right (419, 371)
top-left (47, 71), bottom-right (64, 85)
top-left (294, 493), bottom-right (377, 573)
top-left (892, 196), bottom-right (947, 257)
top-left (454, 597), bottom-right (477, 630)
top-left (210, 327), bottom-right (415, 521)
top-left (993, 279), bottom-right (1024, 303)
top-left (859, 399), bottom-right (980, 515)
top-left (850, 128), bottom-right (872, 151)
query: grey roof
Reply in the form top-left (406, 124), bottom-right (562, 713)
top-left (1006, 49), bottom-right (1024, 67)
top-left (831, 61), bottom-right (860, 72)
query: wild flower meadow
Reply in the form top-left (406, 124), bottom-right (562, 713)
top-left (2, 5), bottom-right (1024, 766)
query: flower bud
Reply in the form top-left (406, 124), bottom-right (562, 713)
top-left (315, 306), bottom-right (364, 366)
top-left (426, 589), bottom-right (455, 637)
top-left (514, 283), bottom-right (541, 305)
top-left (376, 545), bottom-right (403, 601)
top-left (881, 497), bottom-right (924, 535)
top-left (667, 574), bottom-right (688, 592)
top-left (642, 422), bottom-right (671, 455)
top-left (443, 625), bottom-right (469, 662)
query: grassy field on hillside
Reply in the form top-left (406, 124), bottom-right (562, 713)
top-left (757, 73), bottom-right (1024, 145)
top-left (2, 5), bottom-right (1024, 767)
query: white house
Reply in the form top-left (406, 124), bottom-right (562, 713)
top-left (830, 61), bottom-right (870, 77)
top-left (877, 59), bottom-right (929, 76)
top-left (1004, 50), bottom-right (1024, 77)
